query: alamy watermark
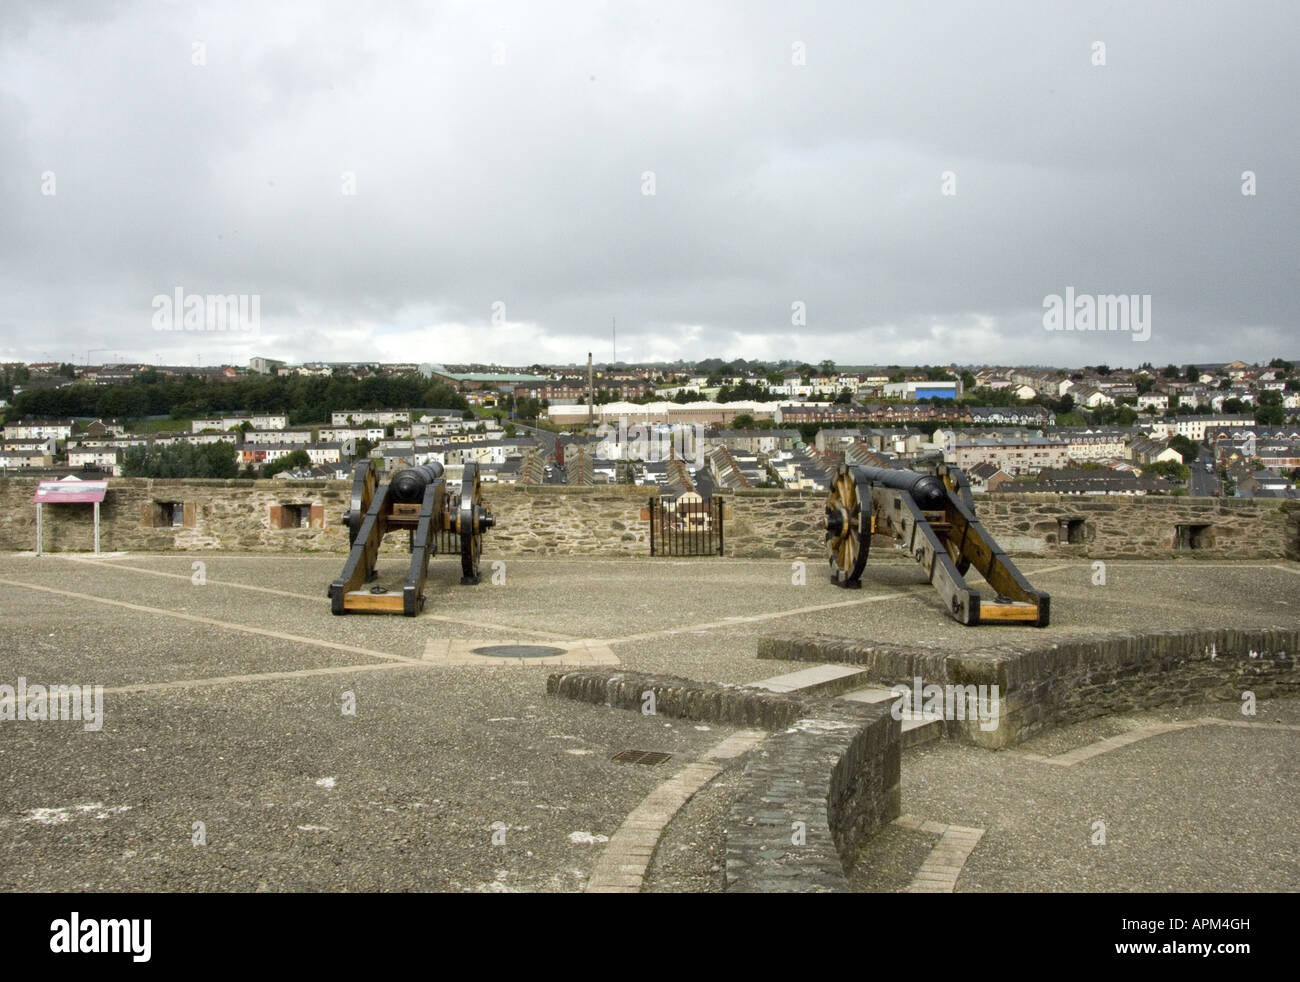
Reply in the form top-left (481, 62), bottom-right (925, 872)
top-left (594, 418), bottom-right (705, 466)
top-left (50, 912), bottom-right (150, 962)
top-left (152, 287), bottom-right (260, 332)
top-left (891, 677), bottom-right (1000, 732)
top-left (1042, 287), bottom-right (1151, 342)
top-left (0, 677), bottom-right (103, 731)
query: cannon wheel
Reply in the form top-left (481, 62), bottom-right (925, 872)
top-left (826, 465), bottom-right (870, 585)
top-left (458, 461), bottom-right (484, 585)
top-left (939, 465), bottom-right (975, 576)
top-left (348, 459), bottom-right (378, 546)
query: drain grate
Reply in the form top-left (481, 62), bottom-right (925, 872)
top-left (611, 750), bottom-right (673, 766)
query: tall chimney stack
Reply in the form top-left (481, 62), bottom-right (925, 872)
top-left (588, 352), bottom-right (594, 426)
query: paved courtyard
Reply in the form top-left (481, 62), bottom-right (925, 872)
top-left (0, 551), bottom-right (1296, 891)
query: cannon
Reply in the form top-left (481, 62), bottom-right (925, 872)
top-left (329, 458), bottom-right (495, 616)
top-left (825, 461), bottom-right (1049, 626)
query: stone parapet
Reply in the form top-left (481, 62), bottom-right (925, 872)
top-left (1, 477), bottom-right (1293, 559)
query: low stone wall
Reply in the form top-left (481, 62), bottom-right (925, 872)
top-left (1, 476), bottom-right (1294, 560)
top-left (546, 669), bottom-right (900, 893)
top-left (761, 627), bottom-right (1300, 749)
top-left (728, 489), bottom-right (1296, 560)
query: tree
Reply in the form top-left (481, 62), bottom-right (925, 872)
top-left (818, 359), bottom-right (836, 377)
top-left (1162, 365), bottom-right (1181, 379)
top-left (731, 413), bottom-right (755, 429)
top-left (1145, 460), bottom-right (1190, 482)
top-left (1255, 390), bottom-right (1285, 425)
top-left (1184, 365), bottom-right (1199, 382)
top-left (123, 441), bottom-right (238, 478)
top-left (57, 363), bottom-right (76, 378)
top-left (1168, 434), bottom-right (1199, 461)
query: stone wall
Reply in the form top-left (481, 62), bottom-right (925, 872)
top-left (1, 476), bottom-right (1294, 560)
top-left (546, 668), bottom-right (901, 893)
top-left (760, 627), bottom-right (1300, 749)
top-left (727, 489), bottom-right (1296, 560)
top-left (3, 477), bottom-right (351, 553)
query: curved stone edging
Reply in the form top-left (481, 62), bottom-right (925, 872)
top-left (546, 669), bottom-right (901, 893)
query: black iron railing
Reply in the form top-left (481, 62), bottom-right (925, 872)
top-left (648, 496), bottom-right (723, 556)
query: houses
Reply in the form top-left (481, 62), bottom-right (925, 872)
top-left (2, 419), bottom-right (74, 440)
top-left (998, 467), bottom-right (1169, 495)
top-left (239, 441), bottom-right (353, 467)
top-left (192, 414), bottom-right (288, 432)
top-left (965, 462), bottom-right (1014, 492)
top-left (968, 406), bottom-right (1056, 427)
top-left (1130, 436), bottom-right (1184, 466)
top-left (242, 429), bottom-right (315, 445)
top-left (1147, 414), bottom-right (1256, 443)
top-left (318, 426), bottom-right (385, 443)
top-left (329, 409), bottom-right (411, 426)
top-left (705, 428), bottom-right (799, 456)
top-left (1236, 469), bottom-right (1297, 497)
top-left (1048, 426), bottom-right (1134, 462)
top-left (2, 435), bottom-right (58, 455)
top-left (946, 435), bottom-right (1071, 476)
top-left (0, 448), bottom-right (54, 469)
top-left (548, 400), bottom-right (779, 427)
top-left (705, 445), bottom-right (763, 489)
top-left (66, 447), bottom-right (124, 475)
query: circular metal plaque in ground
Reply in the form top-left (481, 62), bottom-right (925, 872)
top-left (469, 644), bottom-right (569, 659)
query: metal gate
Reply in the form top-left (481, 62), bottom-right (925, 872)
top-left (648, 496), bottom-right (723, 556)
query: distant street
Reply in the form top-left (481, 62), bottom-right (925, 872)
top-left (510, 420), bottom-right (567, 484)
top-left (1187, 449), bottom-right (1222, 497)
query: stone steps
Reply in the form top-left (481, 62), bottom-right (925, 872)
top-left (842, 686), bottom-right (944, 748)
top-left (747, 672), bottom-right (945, 747)
top-left (746, 664), bottom-right (869, 698)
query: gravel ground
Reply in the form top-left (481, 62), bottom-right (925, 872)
top-left (641, 768), bottom-right (744, 893)
top-left (851, 698), bottom-right (1300, 892)
top-left (1, 552), bottom-right (1296, 893)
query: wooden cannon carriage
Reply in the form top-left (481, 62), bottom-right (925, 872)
top-left (328, 459), bottom-right (494, 616)
top-left (824, 462), bottom-right (1050, 626)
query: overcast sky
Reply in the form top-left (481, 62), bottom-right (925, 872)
top-left (2, 1), bottom-right (1296, 370)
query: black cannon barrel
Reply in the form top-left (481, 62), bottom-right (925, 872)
top-left (852, 464), bottom-right (947, 510)
top-left (390, 463), bottom-right (446, 503)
